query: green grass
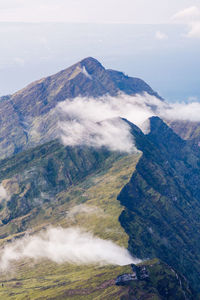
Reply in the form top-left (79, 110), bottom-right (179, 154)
top-left (0, 262), bottom-right (131, 300)
top-left (0, 152), bottom-right (141, 299)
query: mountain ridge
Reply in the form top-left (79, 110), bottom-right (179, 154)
top-left (0, 119), bottom-right (196, 298)
top-left (118, 116), bottom-right (200, 292)
top-left (0, 57), bottom-right (162, 160)
top-left (0, 58), bottom-right (199, 298)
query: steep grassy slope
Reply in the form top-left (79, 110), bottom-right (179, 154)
top-left (0, 141), bottom-right (117, 228)
top-left (0, 259), bottom-right (194, 300)
top-left (119, 117), bottom-right (200, 293)
top-left (0, 135), bottom-right (194, 299)
top-left (0, 142), bottom-right (139, 299)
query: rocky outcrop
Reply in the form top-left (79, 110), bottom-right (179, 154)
top-left (115, 260), bottom-right (195, 299)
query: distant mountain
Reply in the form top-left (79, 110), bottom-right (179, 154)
top-left (167, 120), bottom-right (200, 148)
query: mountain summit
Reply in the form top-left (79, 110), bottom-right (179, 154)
top-left (0, 57), bottom-right (161, 159)
top-left (9, 57), bottom-right (161, 117)
top-left (0, 58), bottom-right (198, 299)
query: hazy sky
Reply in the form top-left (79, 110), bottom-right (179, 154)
top-left (0, 0), bottom-right (199, 23)
top-left (0, 1), bottom-right (200, 102)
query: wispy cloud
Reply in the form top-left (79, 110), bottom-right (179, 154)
top-left (56, 93), bottom-right (200, 153)
top-left (172, 6), bottom-right (200, 38)
top-left (172, 6), bottom-right (200, 23)
top-left (56, 93), bottom-right (157, 153)
top-left (155, 31), bottom-right (168, 40)
top-left (66, 204), bottom-right (104, 221)
top-left (0, 227), bottom-right (141, 271)
top-left (0, 184), bottom-right (8, 202)
top-left (187, 21), bottom-right (200, 38)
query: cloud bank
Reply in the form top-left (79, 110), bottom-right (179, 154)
top-left (0, 227), bottom-right (141, 271)
top-left (57, 93), bottom-right (155, 153)
top-left (56, 93), bottom-right (200, 153)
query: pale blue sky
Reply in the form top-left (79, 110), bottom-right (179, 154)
top-left (0, 0), bottom-right (199, 23)
top-left (0, 1), bottom-right (200, 102)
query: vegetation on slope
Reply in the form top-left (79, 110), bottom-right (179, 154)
top-left (119, 117), bottom-right (200, 293)
top-left (0, 118), bottom-right (196, 298)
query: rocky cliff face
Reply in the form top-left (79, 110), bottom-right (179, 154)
top-left (118, 117), bottom-right (200, 292)
top-left (116, 260), bottom-right (195, 300)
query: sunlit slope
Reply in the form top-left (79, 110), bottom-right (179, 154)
top-left (0, 259), bottom-right (194, 299)
top-left (0, 141), bottom-right (141, 299)
top-left (0, 122), bottom-right (196, 299)
top-left (0, 140), bottom-right (140, 245)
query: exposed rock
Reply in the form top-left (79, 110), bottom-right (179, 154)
top-left (116, 273), bottom-right (137, 286)
top-left (0, 57), bottom-right (161, 160)
top-left (118, 117), bottom-right (200, 292)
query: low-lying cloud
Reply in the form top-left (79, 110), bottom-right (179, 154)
top-left (56, 93), bottom-right (200, 152)
top-left (57, 93), bottom-right (155, 153)
top-left (0, 184), bottom-right (8, 202)
top-left (0, 227), bottom-right (141, 271)
top-left (66, 204), bottom-right (104, 221)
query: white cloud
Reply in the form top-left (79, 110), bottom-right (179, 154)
top-left (54, 93), bottom-right (200, 153)
top-left (57, 93), bottom-right (156, 153)
top-left (23, 93), bottom-right (200, 154)
top-left (0, 227), bottom-right (141, 271)
top-left (172, 6), bottom-right (200, 38)
top-left (66, 204), bottom-right (104, 221)
top-left (172, 6), bottom-right (200, 23)
top-left (187, 21), bottom-right (200, 38)
top-left (155, 31), bottom-right (168, 40)
top-left (0, 184), bottom-right (8, 202)
top-left (157, 101), bottom-right (200, 121)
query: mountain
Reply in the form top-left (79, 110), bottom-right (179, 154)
top-left (119, 117), bottom-right (200, 292)
top-left (0, 259), bottom-right (194, 299)
top-left (166, 120), bottom-right (200, 148)
top-left (0, 123), bottom-right (195, 299)
top-left (0, 58), bottom-right (199, 299)
top-left (0, 57), bottom-right (161, 160)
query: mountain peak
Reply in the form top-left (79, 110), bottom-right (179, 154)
top-left (78, 57), bottom-right (105, 75)
top-left (0, 59), bottom-right (163, 159)
top-left (80, 56), bottom-right (102, 65)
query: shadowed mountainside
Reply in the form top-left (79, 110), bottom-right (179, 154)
top-left (118, 117), bottom-right (200, 292)
top-left (0, 117), bottom-right (197, 298)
